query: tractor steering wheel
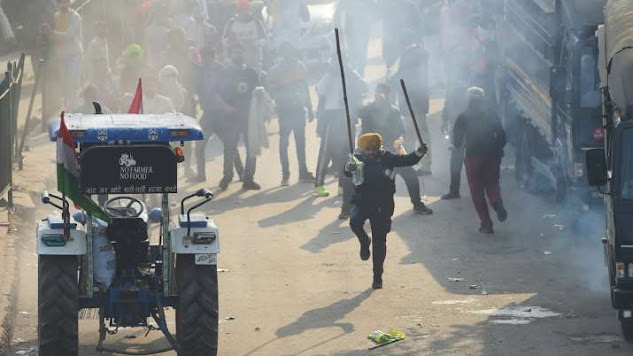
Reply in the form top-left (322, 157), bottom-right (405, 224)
top-left (105, 196), bottom-right (145, 218)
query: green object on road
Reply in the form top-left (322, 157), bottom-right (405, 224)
top-left (368, 329), bottom-right (406, 345)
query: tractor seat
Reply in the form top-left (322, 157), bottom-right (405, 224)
top-left (106, 218), bottom-right (148, 243)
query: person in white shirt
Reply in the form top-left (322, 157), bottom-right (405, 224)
top-left (222, 0), bottom-right (267, 75)
top-left (48, 0), bottom-right (83, 109)
top-left (313, 60), bottom-right (367, 219)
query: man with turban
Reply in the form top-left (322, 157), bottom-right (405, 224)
top-left (345, 133), bottom-right (428, 289)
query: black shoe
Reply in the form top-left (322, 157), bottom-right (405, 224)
top-left (338, 210), bottom-right (350, 220)
top-left (493, 201), bottom-right (508, 222)
top-left (479, 226), bottom-right (494, 234)
top-left (243, 181), bottom-right (261, 190)
top-left (441, 191), bottom-right (460, 200)
top-left (360, 238), bottom-right (371, 261)
top-left (414, 203), bottom-right (433, 215)
top-left (218, 177), bottom-right (231, 191)
top-left (372, 275), bottom-right (383, 289)
top-left (299, 171), bottom-right (316, 183)
top-left (417, 169), bottom-right (432, 177)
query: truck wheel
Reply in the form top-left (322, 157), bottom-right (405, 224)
top-left (38, 255), bottom-right (79, 356)
top-left (622, 319), bottom-right (633, 342)
top-left (176, 255), bottom-right (219, 356)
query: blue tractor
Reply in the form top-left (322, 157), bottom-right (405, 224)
top-left (38, 113), bottom-right (219, 355)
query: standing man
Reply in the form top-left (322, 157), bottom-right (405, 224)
top-left (358, 84), bottom-right (433, 215)
top-left (268, 43), bottom-right (316, 186)
top-left (346, 133), bottom-right (428, 289)
top-left (379, 0), bottom-right (424, 72)
top-left (335, 0), bottom-right (377, 77)
top-left (191, 45), bottom-right (226, 183)
top-left (314, 60), bottom-right (366, 219)
top-left (453, 87), bottom-right (507, 234)
top-left (217, 44), bottom-right (261, 191)
top-left (393, 32), bottom-right (432, 176)
top-left (223, 0), bottom-right (267, 75)
top-left (440, 80), bottom-right (469, 199)
top-left (49, 0), bottom-right (83, 109)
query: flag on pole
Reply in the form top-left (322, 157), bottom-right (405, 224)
top-left (128, 78), bottom-right (143, 114)
top-left (56, 112), bottom-right (111, 223)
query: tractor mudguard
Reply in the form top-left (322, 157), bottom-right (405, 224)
top-left (37, 216), bottom-right (86, 255)
top-left (171, 214), bottom-right (220, 255)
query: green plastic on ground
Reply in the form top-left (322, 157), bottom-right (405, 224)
top-left (368, 329), bottom-right (406, 345)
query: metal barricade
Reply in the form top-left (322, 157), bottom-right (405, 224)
top-left (0, 53), bottom-right (26, 209)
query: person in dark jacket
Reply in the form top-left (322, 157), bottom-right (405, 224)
top-left (268, 43), bottom-right (315, 186)
top-left (346, 133), bottom-right (428, 289)
top-left (440, 80), bottom-right (469, 199)
top-left (358, 83), bottom-right (433, 215)
top-left (216, 44), bottom-right (261, 190)
top-left (453, 87), bottom-right (507, 234)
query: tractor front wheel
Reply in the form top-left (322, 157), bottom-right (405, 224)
top-left (176, 255), bottom-right (219, 356)
top-left (38, 255), bottom-right (79, 356)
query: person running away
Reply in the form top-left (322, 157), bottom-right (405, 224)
top-left (357, 83), bottom-right (433, 215)
top-left (453, 87), bottom-right (507, 234)
top-left (346, 133), bottom-right (428, 289)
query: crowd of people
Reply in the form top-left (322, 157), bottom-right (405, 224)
top-left (21, 0), bottom-right (508, 288)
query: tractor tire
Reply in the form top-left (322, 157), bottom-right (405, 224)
top-left (622, 319), bottom-right (633, 342)
top-left (38, 255), bottom-right (79, 356)
top-left (176, 255), bottom-right (219, 356)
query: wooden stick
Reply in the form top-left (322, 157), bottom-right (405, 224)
top-left (400, 79), bottom-right (426, 146)
top-left (335, 28), bottom-right (354, 154)
top-left (368, 339), bottom-right (402, 350)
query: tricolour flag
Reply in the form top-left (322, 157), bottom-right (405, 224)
top-left (128, 78), bottom-right (143, 114)
top-left (56, 111), bottom-right (111, 223)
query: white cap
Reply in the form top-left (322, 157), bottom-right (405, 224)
top-left (466, 87), bottom-right (485, 102)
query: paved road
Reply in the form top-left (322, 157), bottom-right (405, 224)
top-left (8, 40), bottom-right (633, 356)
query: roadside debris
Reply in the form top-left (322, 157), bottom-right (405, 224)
top-left (368, 329), bottom-right (406, 350)
top-left (544, 251), bottom-right (552, 255)
top-left (469, 284), bottom-right (480, 290)
top-left (217, 268), bottom-right (231, 273)
top-left (447, 277), bottom-right (465, 282)
top-left (255, 327), bottom-right (261, 332)
top-left (543, 214), bottom-right (557, 220)
top-left (553, 224), bottom-right (565, 231)
top-left (225, 316), bottom-right (236, 321)
top-left (481, 290), bottom-right (489, 295)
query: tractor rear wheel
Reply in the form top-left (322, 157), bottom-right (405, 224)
top-left (176, 255), bottom-right (219, 356)
top-left (38, 255), bottom-right (79, 356)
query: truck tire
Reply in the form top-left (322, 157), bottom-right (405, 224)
top-left (38, 255), bottom-right (79, 356)
top-left (176, 255), bottom-right (219, 356)
top-left (622, 319), bottom-right (633, 342)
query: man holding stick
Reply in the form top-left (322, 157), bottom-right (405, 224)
top-left (346, 133), bottom-right (428, 289)
top-left (358, 83), bottom-right (433, 215)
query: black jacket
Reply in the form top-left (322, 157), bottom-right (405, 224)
top-left (346, 149), bottom-right (422, 209)
top-left (358, 101), bottom-right (405, 147)
top-left (453, 108), bottom-right (506, 157)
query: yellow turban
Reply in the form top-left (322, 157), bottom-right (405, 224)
top-left (358, 133), bottom-right (383, 151)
